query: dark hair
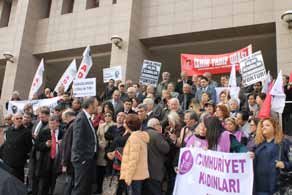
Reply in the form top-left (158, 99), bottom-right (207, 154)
top-left (205, 116), bottom-right (223, 150)
top-left (256, 93), bottom-right (266, 101)
top-left (137, 103), bottom-right (147, 111)
top-left (247, 93), bottom-right (256, 99)
top-left (237, 111), bottom-right (249, 121)
top-left (63, 109), bottom-right (76, 117)
top-left (125, 114), bottom-right (141, 131)
top-left (40, 107), bottom-right (50, 115)
top-left (200, 76), bottom-right (209, 82)
top-left (101, 101), bottom-right (115, 114)
top-left (133, 83), bottom-right (140, 88)
top-left (123, 98), bottom-right (133, 103)
top-left (24, 112), bottom-right (34, 118)
top-left (184, 110), bottom-right (199, 121)
top-left (248, 117), bottom-right (259, 126)
top-left (82, 97), bottom-right (96, 109)
top-left (49, 115), bottom-right (60, 122)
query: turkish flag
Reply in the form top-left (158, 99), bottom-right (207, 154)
top-left (258, 83), bottom-right (274, 119)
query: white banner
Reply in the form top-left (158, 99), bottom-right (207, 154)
top-left (28, 58), bottom-right (45, 100)
top-left (103, 66), bottom-right (122, 83)
top-left (73, 78), bottom-right (96, 97)
top-left (8, 97), bottom-right (60, 114)
top-left (139, 60), bottom-right (161, 87)
top-left (173, 148), bottom-right (253, 195)
top-left (240, 51), bottom-right (266, 87)
top-left (75, 46), bottom-right (93, 79)
top-left (54, 59), bottom-right (77, 92)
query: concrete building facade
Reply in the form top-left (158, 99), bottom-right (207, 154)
top-left (0, 0), bottom-right (291, 109)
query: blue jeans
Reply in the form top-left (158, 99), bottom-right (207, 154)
top-left (128, 180), bottom-right (143, 195)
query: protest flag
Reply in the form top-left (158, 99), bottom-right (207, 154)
top-left (261, 71), bottom-right (272, 94)
top-left (270, 70), bottom-right (286, 114)
top-left (228, 64), bottom-right (237, 87)
top-left (289, 71), bottom-right (292, 84)
top-left (28, 58), bottom-right (45, 100)
top-left (54, 59), bottom-right (77, 92)
top-left (258, 82), bottom-right (273, 119)
top-left (76, 45), bottom-right (93, 79)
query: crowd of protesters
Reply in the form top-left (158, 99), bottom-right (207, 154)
top-left (0, 71), bottom-right (292, 195)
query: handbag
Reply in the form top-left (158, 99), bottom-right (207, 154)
top-left (102, 175), bottom-right (119, 195)
top-left (273, 142), bottom-right (292, 195)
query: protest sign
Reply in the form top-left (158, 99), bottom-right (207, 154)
top-left (8, 97), bottom-right (59, 114)
top-left (54, 59), bottom-right (77, 92)
top-left (173, 148), bottom-right (253, 195)
top-left (103, 66), bottom-right (122, 83)
top-left (73, 78), bottom-right (96, 97)
top-left (240, 51), bottom-right (266, 87)
top-left (28, 59), bottom-right (45, 100)
top-left (139, 60), bottom-right (161, 87)
top-left (181, 45), bottom-right (252, 76)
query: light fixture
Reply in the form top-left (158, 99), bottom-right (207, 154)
top-left (3, 52), bottom-right (14, 62)
top-left (281, 10), bottom-right (292, 29)
top-left (111, 35), bottom-right (123, 49)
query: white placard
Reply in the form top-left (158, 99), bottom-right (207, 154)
top-left (103, 66), bottom-right (122, 83)
top-left (173, 148), bottom-right (253, 195)
top-left (240, 51), bottom-right (266, 87)
top-left (139, 60), bottom-right (162, 87)
top-left (73, 78), bottom-right (96, 97)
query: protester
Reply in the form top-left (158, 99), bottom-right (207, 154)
top-left (95, 110), bottom-right (115, 194)
top-left (195, 76), bottom-right (216, 103)
top-left (71, 97), bottom-right (98, 195)
top-left (250, 117), bottom-right (292, 195)
top-left (120, 114), bottom-right (150, 195)
top-left (178, 83), bottom-right (194, 111)
top-left (143, 118), bottom-right (169, 195)
top-left (246, 117), bottom-right (258, 151)
top-left (224, 117), bottom-right (247, 145)
top-left (185, 120), bottom-right (208, 149)
top-left (175, 72), bottom-right (192, 94)
top-left (156, 72), bottom-right (170, 97)
top-left (167, 82), bottom-right (179, 98)
top-left (136, 104), bottom-right (149, 130)
top-left (0, 113), bottom-right (32, 181)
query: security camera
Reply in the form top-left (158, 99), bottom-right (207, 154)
top-left (111, 35), bottom-right (123, 49)
top-left (281, 10), bottom-right (292, 29)
top-left (3, 52), bottom-right (14, 62)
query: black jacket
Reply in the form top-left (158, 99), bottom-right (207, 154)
top-left (34, 128), bottom-right (64, 177)
top-left (145, 128), bottom-right (170, 181)
top-left (61, 120), bottom-right (74, 174)
top-left (175, 80), bottom-right (193, 94)
top-left (71, 111), bottom-right (98, 163)
top-left (178, 93), bottom-right (195, 111)
top-left (1, 125), bottom-right (32, 168)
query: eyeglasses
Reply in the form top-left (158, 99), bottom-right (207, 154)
top-left (15, 117), bottom-right (23, 120)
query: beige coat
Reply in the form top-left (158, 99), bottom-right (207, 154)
top-left (120, 130), bottom-right (150, 185)
top-left (96, 121), bottom-right (116, 166)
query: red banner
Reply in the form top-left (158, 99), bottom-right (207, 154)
top-left (181, 45), bottom-right (252, 76)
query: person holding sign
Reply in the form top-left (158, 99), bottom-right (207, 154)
top-left (249, 117), bottom-right (292, 195)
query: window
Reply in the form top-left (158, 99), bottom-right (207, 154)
top-left (112, 0), bottom-right (117, 4)
top-left (0, 0), bottom-right (12, 27)
top-left (86, 0), bottom-right (99, 9)
top-left (61, 0), bottom-right (74, 15)
top-left (40, 0), bottom-right (52, 18)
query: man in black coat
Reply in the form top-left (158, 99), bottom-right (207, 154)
top-left (71, 97), bottom-right (99, 195)
top-left (34, 115), bottom-right (64, 195)
top-left (1, 112), bottom-right (32, 181)
top-left (175, 71), bottom-right (193, 94)
top-left (143, 118), bottom-right (170, 195)
top-left (61, 109), bottom-right (76, 195)
top-left (178, 83), bottom-right (195, 111)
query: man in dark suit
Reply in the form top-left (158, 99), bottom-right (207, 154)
top-left (106, 90), bottom-right (124, 114)
top-left (71, 97), bottom-right (99, 195)
top-left (195, 76), bottom-right (217, 103)
top-left (178, 83), bottom-right (195, 111)
top-left (175, 71), bottom-right (193, 94)
top-left (117, 98), bottom-right (136, 114)
top-left (34, 115), bottom-right (64, 195)
top-left (1, 112), bottom-right (32, 181)
top-left (61, 109), bottom-right (76, 195)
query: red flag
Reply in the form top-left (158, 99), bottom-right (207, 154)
top-left (289, 72), bottom-right (292, 84)
top-left (258, 83), bottom-right (273, 119)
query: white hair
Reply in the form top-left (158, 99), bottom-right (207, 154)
top-left (147, 118), bottom-right (160, 129)
top-left (143, 98), bottom-right (154, 106)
